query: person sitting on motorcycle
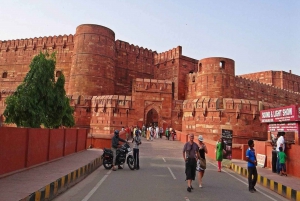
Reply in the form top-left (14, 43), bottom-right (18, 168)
top-left (111, 130), bottom-right (127, 171)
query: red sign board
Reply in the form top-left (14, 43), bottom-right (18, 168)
top-left (268, 122), bottom-right (299, 132)
top-left (260, 105), bottom-right (300, 123)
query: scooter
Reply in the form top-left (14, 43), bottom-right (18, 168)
top-left (102, 143), bottom-right (135, 170)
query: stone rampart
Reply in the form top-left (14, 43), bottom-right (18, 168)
top-left (115, 40), bottom-right (156, 95)
top-left (0, 35), bottom-right (74, 92)
top-left (239, 70), bottom-right (300, 93)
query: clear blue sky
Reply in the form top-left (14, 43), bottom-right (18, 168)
top-left (1, 0), bottom-right (299, 76)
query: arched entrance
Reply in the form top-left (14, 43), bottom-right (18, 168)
top-left (146, 108), bottom-right (159, 127)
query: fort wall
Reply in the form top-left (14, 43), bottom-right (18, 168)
top-left (115, 40), bottom-right (156, 95)
top-left (182, 98), bottom-right (271, 143)
top-left (186, 58), bottom-right (300, 106)
top-left (239, 71), bottom-right (300, 93)
top-left (0, 35), bottom-right (74, 92)
top-left (154, 46), bottom-right (197, 100)
top-left (132, 78), bottom-right (173, 128)
top-left (1, 24), bottom-right (300, 147)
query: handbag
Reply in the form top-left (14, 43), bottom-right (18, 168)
top-left (199, 157), bottom-right (206, 169)
top-left (196, 156), bottom-right (206, 170)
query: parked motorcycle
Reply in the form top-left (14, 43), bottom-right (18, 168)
top-left (102, 143), bottom-right (135, 170)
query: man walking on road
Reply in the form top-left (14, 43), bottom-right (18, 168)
top-left (246, 139), bottom-right (257, 193)
top-left (183, 133), bottom-right (199, 192)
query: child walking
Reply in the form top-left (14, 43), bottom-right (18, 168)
top-left (278, 147), bottom-right (287, 176)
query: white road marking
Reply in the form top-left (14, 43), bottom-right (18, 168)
top-left (208, 162), bottom-right (279, 201)
top-left (81, 170), bottom-right (111, 201)
top-left (167, 167), bottom-right (176, 179)
top-left (184, 197), bottom-right (190, 201)
top-left (162, 157), bottom-right (166, 162)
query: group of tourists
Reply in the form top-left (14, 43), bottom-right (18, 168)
top-left (121, 125), bottom-right (177, 141)
top-left (182, 133), bottom-right (221, 192)
top-left (182, 134), bottom-right (262, 194)
top-left (144, 126), bottom-right (177, 141)
top-left (112, 124), bottom-right (178, 171)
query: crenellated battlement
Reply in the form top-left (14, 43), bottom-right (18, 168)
top-left (239, 70), bottom-right (300, 93)
top-left (0, 34), bottom-right (74, 52)
top-left (134, 78), bottom-right (173, 93)
top-left (91, 95), bottom-right (132, 108)
top-left (235, 75), bottom-right (299, 95)
top-left (115, 40), bottom-right (156, 58)
top-left (155, 46), bottom-right (182, 64)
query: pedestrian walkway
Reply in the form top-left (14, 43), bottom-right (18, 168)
top-left (0, 149), bottom-right (102, 201)
top-left (0, 148), bottom-right (300, 201)
top-left (229, 159), bottom-right (300, 201)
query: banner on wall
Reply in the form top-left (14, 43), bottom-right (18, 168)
top-left (268, 122), bottom-right (299, 132)
top-left (221, 129), bottom-right (232, 160)
top-left (260, 105), bottom-right (300, 123)
top-left (257, 154), bottom-right (266, 168)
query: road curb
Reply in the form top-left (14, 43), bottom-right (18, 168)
top-left (230, 163), bottom-right (300, 201)
top-left (20, 157), bottom-right (102, 201)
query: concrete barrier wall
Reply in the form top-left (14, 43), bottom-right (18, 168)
top-left (49, 129), bottom-right (65, 161)
top-left (65, 129), bottom-right (77, 155)
top-left (0, 127), bottom-right (27, 175)
top-left (27, 128), bottom-right (49, 167)
top-left (0, 127), bottom-right (88, 176)
top-left (86, 130), bottom-right (127, 149)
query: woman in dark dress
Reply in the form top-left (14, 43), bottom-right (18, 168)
top-left (197, 135), bottom-right (208, 187)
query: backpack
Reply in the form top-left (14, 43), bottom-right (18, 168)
top-left (133, 136), bottom-right (141, 145)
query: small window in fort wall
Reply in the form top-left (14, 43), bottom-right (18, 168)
top-left (220, 61), bottom-right (225, 69)
top-left (198, 63), bottom-right (202, 72)
top-left (2, 72), bottom-right (7, 78)
top-left (56, 71), bottom-right (62, 77)
top-left (192, 76), bottom-right (195, 82)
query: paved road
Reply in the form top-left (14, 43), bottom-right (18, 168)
top-left (54, 138), bottom-right (288, 201)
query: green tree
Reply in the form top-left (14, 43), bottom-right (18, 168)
top-left (3, 52), bottom-right (75, 128)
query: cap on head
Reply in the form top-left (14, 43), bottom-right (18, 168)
top-left (114, 130), bottom-right (119, 135)
top-left (198, 135), bottom-right (204, 142)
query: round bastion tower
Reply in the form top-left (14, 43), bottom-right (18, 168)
top-left (68, 24), bottom-right (116, 96)
top-left (197, 57), bottom-right (235, 98)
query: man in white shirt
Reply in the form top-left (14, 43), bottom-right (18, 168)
top-left (155, 126), bottom-right (159, 139)
top-left (276, 132), bottom-right (285, 174)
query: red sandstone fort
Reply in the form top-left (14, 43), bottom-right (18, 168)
top-left (0, 24), bottom-right (300, 144)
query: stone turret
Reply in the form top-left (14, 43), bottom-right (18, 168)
top-left (197, 57), bottom-right (235, 98)
top-left (68, 24), bottom-right (116, 96)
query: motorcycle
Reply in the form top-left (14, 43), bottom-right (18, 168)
top-left (102, 143), bottom-right (135, 170)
